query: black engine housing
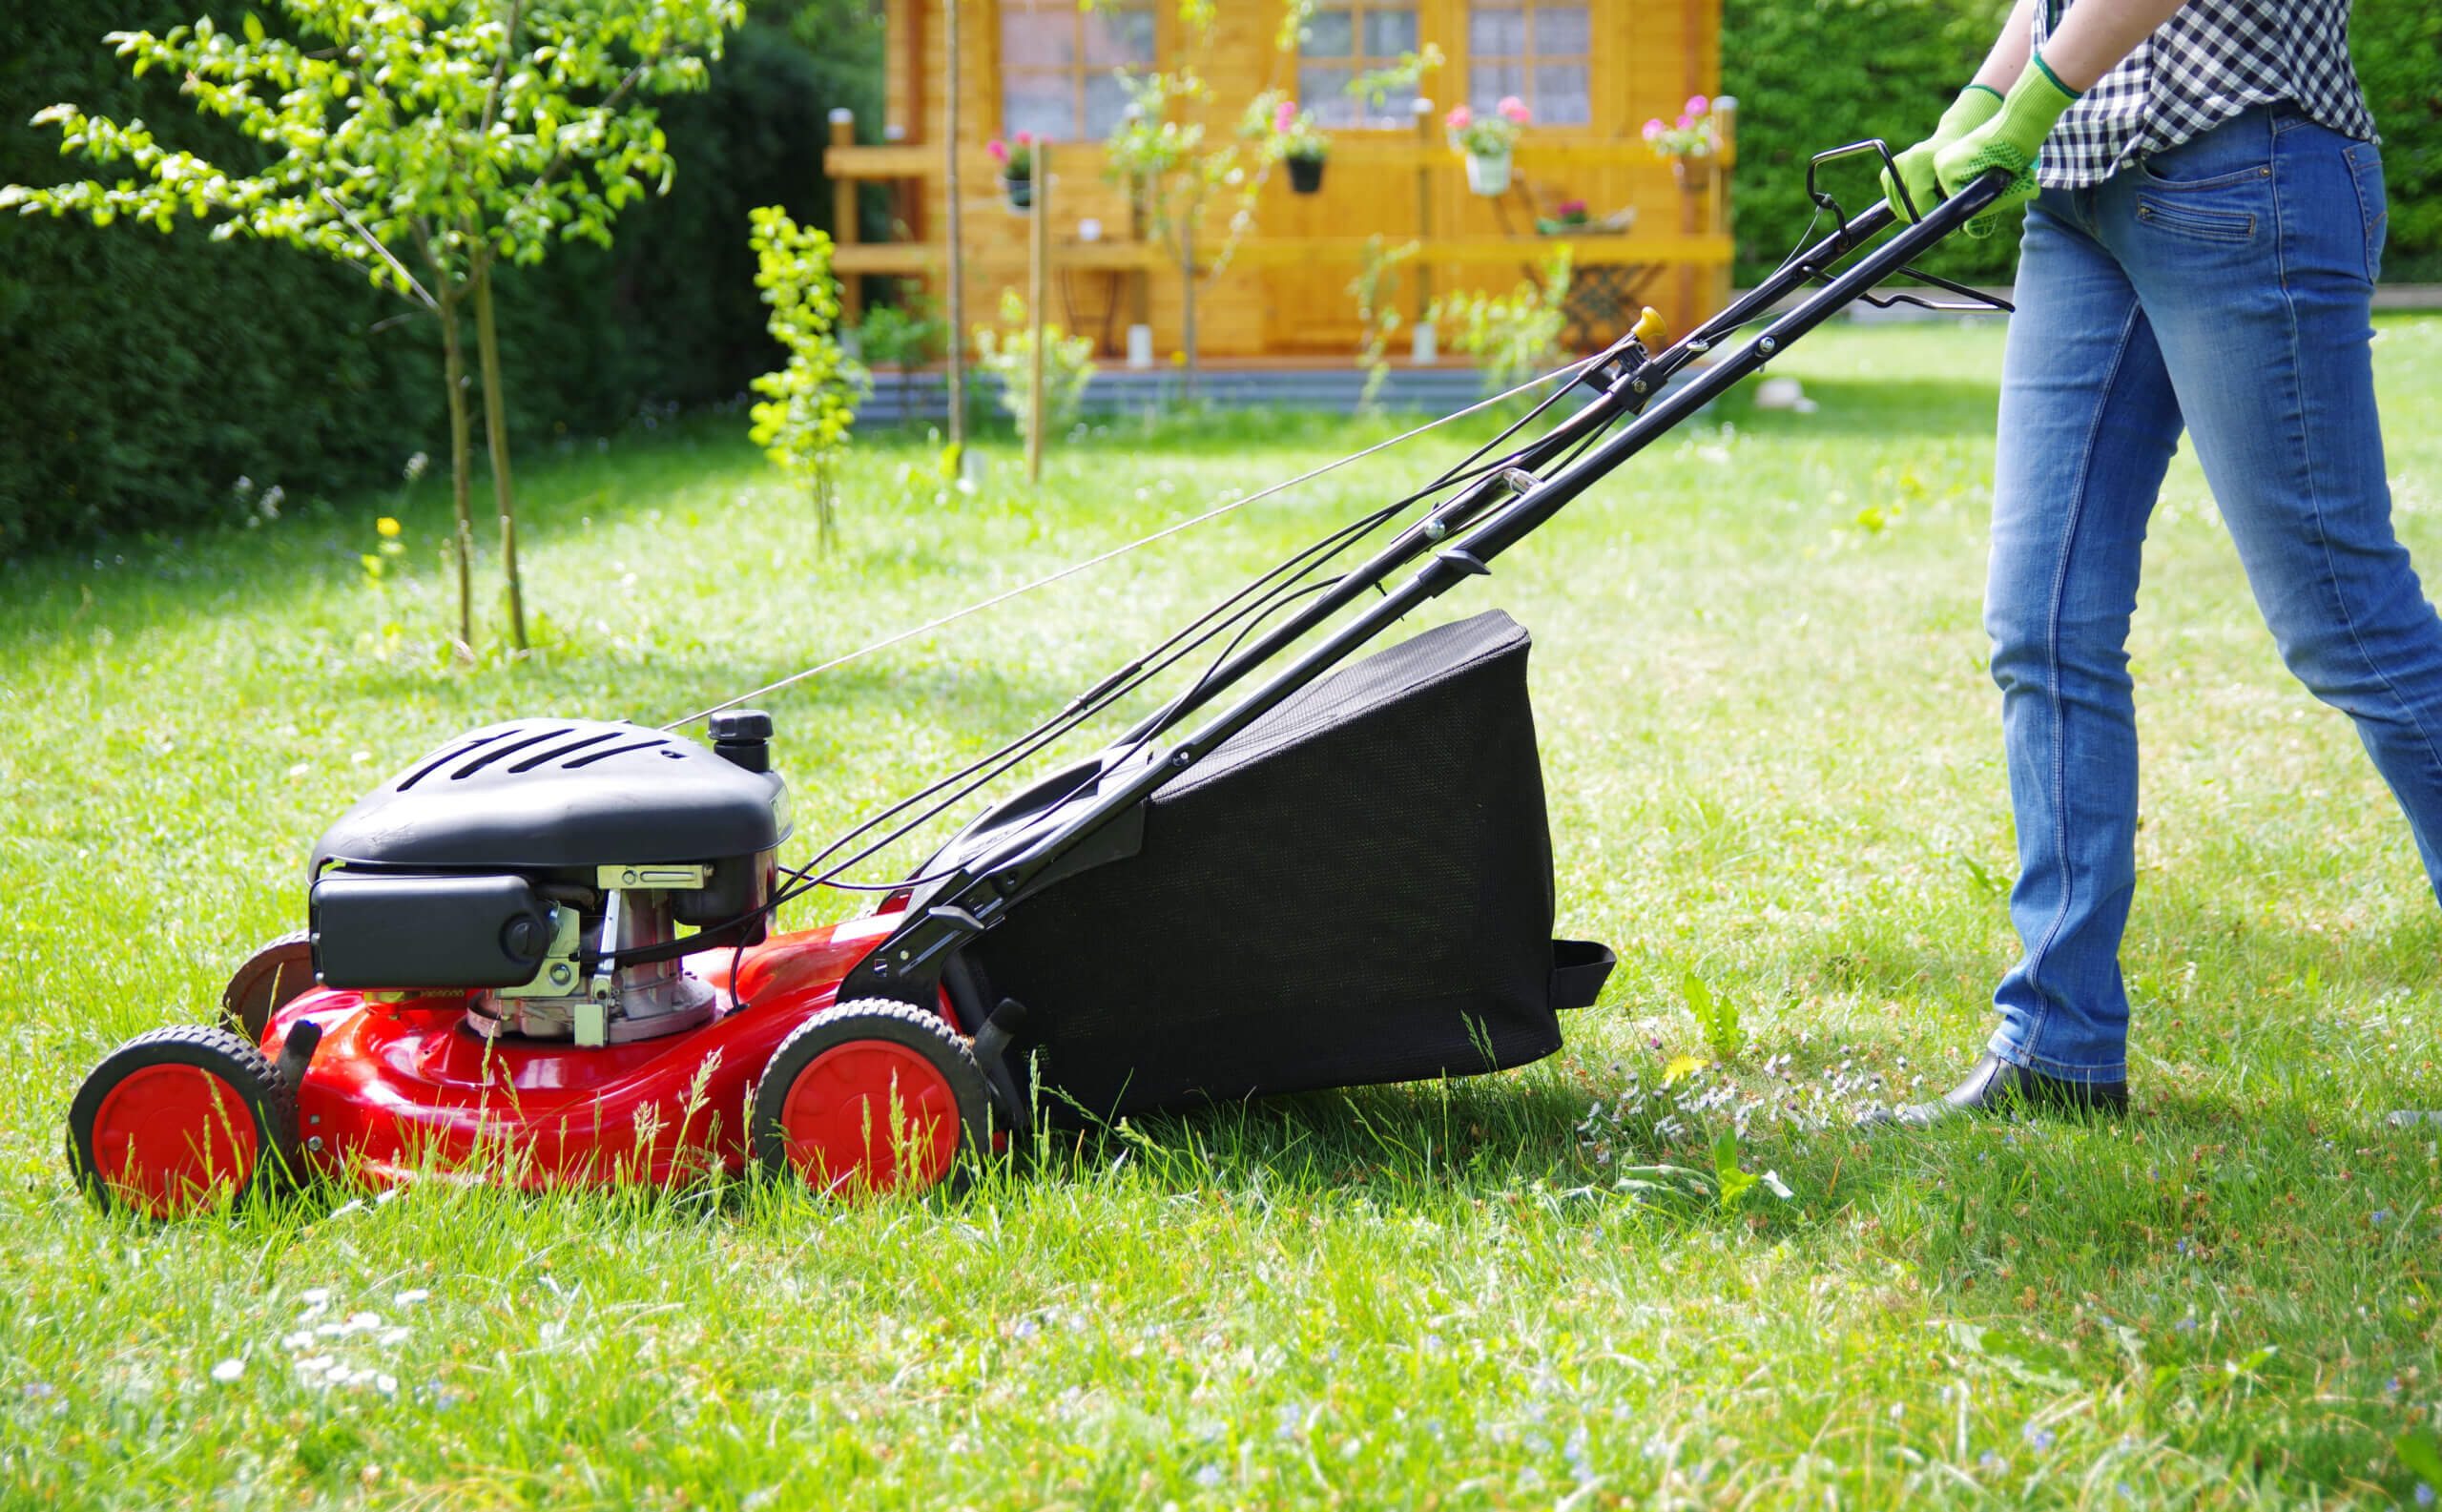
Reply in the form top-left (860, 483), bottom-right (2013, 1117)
top-left (308, 718), bottom-right (791, 989)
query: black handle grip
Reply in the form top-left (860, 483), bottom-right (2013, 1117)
top-left (1804, 139), bottom-right (2013, 238)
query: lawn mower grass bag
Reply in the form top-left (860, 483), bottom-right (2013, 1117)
top-left (965, 609), bottom-right (1613, 1118)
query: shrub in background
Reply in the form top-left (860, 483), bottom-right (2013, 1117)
top-left (1429, 247), bottom-right (1573, 399)
top-left (973, 290), bottom-right (1097, 441)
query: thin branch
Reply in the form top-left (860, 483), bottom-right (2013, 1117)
top-left (321, 188), bottom-right (438, 308)
top-left (507, 57), bottom-right (654, 225)
top-left (477, 0), bottom-right (522, 136)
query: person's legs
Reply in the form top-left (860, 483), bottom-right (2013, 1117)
top-left (2098, 111), bottom-right (2442, 895)
top-left (1979, 190), bottom-right (2187, 1085)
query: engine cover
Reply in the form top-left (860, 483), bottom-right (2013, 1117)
top-left (313, 718), bottom-right (792, 872)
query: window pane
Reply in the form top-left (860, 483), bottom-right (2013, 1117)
top-left (1363, 7), bottom-right (1418, 55)
top-left (1301, 65), bottom-right (1359, 124)
top-left (1001, 10), bottom-right (1073, 68)
top-left (1084, 6), bottom-right (1155, 65)
top-left (1303, 8), bottom-right (1356, 55)
top-left (1004, 73), bottom-right (1076, 141)
top-left (1534, 62), bottom-right (1590, 124)
top-left (1083, 72), bottom-right (1137, 136)
top-left (1530, 3), bottom-right (1590, 54)
top-left (1470, 3), bottom-right (1525, 56)
top-left (1470, 64), bottom-right (1525, 114)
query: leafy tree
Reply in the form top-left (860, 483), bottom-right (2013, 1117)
top-left (746, 204), bottom-right (865, 539)
top-left (1100, 1), bottom-right (1303, 404)
top-left (973, 288), bottom-right (1096, 440)
top-left (4, 0), bottom-right (741, 648)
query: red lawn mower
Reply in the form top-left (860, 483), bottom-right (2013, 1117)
top-left (66, 155), bottom-right (2013, 1215)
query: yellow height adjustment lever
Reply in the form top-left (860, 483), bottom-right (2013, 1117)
top-left (1630, 305), bottom-right (1669, 353)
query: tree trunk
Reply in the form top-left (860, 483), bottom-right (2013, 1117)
top-left (943, 0), bottom-right (966, 449)
top-left (472, 261), bottom-right (527, 652)
top-left (438, 286), bottom-right (475, 650)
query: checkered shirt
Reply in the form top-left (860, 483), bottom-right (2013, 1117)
top-left (2032, 0), bottom-right (2376, 189)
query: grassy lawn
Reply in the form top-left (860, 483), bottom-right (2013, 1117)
top-left (5, 318), bottom-right (2442, 1507)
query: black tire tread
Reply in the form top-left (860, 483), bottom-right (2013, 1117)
top-left (67, 1024), bottom-right (302, 1213)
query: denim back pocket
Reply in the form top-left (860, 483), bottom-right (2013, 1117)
top-left (2344, 140), bottom-right (2389, 284)
top-left (2133, 156), bottom-right (2266, 244)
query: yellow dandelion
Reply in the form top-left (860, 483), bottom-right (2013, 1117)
top-left (376, 517), bottom-right (402, 538)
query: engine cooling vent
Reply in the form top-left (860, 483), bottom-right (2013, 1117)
top-left (312, 718), bottom-right (789, 871)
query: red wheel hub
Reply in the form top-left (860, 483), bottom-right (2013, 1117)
top-left (776, 1040), bottom-right (960, 1194)
top-left (89, 1065), bottom-right (259, 1216)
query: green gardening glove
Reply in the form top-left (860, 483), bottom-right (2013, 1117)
top-left (1933, 52), bottom-right (2080, 236)
top-left (1881, 84), bottom-right (2003, 224)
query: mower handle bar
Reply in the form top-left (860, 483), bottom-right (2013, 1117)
top-left (830, 164), bottom-right (2014, 1010)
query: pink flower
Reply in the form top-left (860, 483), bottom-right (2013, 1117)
top-left (1642, 117), bottom-right (1665, 141)
top-left (1498, 95), bottom-right (1530, 124)
top-left (986, 137), bottom-right (1007, 163)
top-left (1444, 104), bottom-right (1473, 132)
top-left (1015, 131), bottom-right (1034, 145)
top-left (1274, 99), bottom-right (1297, 133)
top-left (1685, 93), bottom-right (1709, 116)
top-left (1675, 114), bottom-right (1692, 131)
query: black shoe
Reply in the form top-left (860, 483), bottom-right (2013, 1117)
top-left (1863, 1053), bottom-right (2128, 1128)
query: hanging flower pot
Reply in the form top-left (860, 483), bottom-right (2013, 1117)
top-left (1270, 99), bottom-right (1333, 196)
top-left (987, 134), bottom-right (1036, 212)
top-left (1447, 99), bottom-right (1528, 197)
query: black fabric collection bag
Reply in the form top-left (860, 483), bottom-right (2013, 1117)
top-left (969, 609), bottom-right (1610, 1118)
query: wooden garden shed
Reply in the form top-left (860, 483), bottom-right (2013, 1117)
top-left (823, 0), bottom-right (1733, 364)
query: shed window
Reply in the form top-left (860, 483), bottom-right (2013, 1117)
top-left (1298, 4), bottom-right (1420, 129)
top-left (1468, 2), bottom-right (1590, 127)
top-left (1002, 0), bottom-right (1156, 142)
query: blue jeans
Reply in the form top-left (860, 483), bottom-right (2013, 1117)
top-left (1985, 105), bottom-right (2436, 1082)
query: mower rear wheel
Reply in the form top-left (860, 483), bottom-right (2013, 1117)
top-left (752, 1001), bottom-right (989, 1196)
top-left (67, 1025), bottom-right (300, 1216)
top-left (219, 928), bottom-right (316, 1045)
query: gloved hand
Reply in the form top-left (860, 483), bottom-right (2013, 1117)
top-left (1881, 84), bottom-right (2003, 224)
top-left (1934, 53), bottom-right (2080, 236)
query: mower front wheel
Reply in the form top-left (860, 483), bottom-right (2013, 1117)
top-left (752, 1001), bottom-right (990, 1196)
top-left (67, 1025), bottom-right (300, 1216)
top-left (219, 928), bottom-right (316, 1045)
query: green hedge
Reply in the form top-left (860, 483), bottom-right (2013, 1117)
top-left (0, 3), bottom-right (878, 556)
top-left (1723, 0), bottom-right (2442, 286)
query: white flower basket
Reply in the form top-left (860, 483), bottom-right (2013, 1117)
top-left (1465, 151), bottom-right (1512, 197)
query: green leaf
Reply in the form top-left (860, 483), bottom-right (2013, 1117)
top-left (1711, 1129), bottom-right (1758, 1212)
top-left (2397, 1429), bottom-right (2442, 1489)
top-left (242, 11), bottom-right (264, 45)
top-left (1681, 969), bottom-right (1715, 1028)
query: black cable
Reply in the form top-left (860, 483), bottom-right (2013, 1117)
top-left (795, 380), bottom-right (1650, 899)
top-left (768, 427), bottom-right (1539, 892)
top-left (619, 355), bottom-right (1641, 971)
